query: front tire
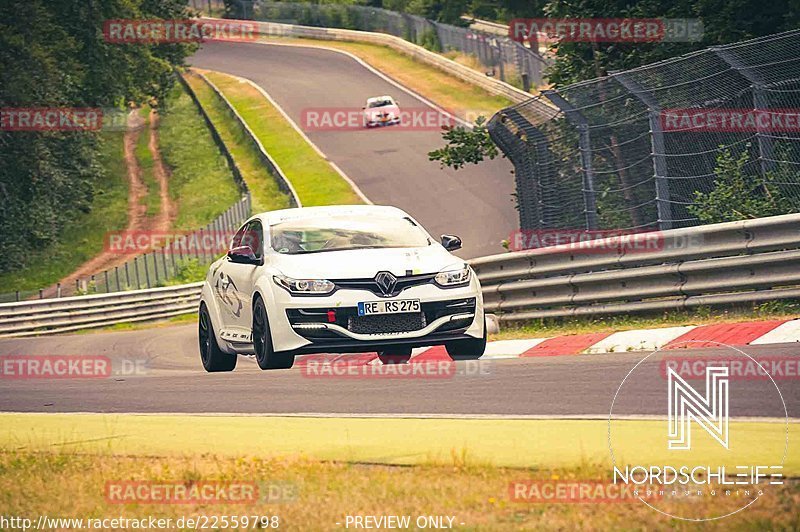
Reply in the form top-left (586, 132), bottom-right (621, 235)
top-left (445, 318), bottom-right (487, 361)
top-left (199, 304), bottom-right (237, 372)
top-left (253, 296), bottom-right (294, 370)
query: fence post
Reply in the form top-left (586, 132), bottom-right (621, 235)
top-left (134, 257), bottom-right (141, 289)
top-left (115, 266), bottom-right (121, 292)
top-left (712, 47), bottom-right (774, 175)
top-left (612, 71), bottom-right (672, 230)
top-left (542, 90), bottom-right (599, 230)
top-left (144, 253), bottom-right (151, 288)
top-left (57, 283), bottom-right (61, 298)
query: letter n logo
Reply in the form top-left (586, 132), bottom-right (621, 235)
top-left (667, 366), bottom-right (729, 450)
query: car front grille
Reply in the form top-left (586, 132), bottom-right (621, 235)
top-left (332, 273), bottom-right (436, 298)
top-left (347, 313), bottom-right (427, 335)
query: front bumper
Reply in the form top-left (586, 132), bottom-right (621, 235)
top-left (268, 282), bottom-right (484, 355)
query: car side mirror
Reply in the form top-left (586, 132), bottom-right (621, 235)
top-left (440, 234), bottom-right (462, 252)
top-left (227, 245), bottom-right (261, 265)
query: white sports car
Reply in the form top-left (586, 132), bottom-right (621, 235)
top-left (198, 205), bottom-right (486, 372)
top-left (362, 95), bottom-right (401, 127)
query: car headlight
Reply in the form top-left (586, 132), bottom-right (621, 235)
top-left (273, 274), bottom-right (335, 295)
top-left (434, 265), bottom-right (471, 287)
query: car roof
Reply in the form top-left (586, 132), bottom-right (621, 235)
top-left (252, 205), bottom-right (412, 226)
top-left (366, 95), bottom-right (395, 103)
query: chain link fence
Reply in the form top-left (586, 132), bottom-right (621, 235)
top-left (240, 1), bottom-right (548, 89)
top-left (489, 29), bottom-right (800, 232)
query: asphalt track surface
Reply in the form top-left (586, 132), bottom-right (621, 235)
top-left (190, 41), bottom-right (517, 260)
top-left (0, 324), bottom-right (797, 418)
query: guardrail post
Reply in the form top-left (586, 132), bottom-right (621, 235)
top-left (612, 71), bottom-right (672, 230)
top-left (91, 274), bottom-right (96, 292)
top-left (104, 271), bottom-right (109, 293)
top-left (57, 283), bottom-right (61, 298)
top-left (134, 257), bottom-right (141, 289)
top-left (115, 267), bottom-right (121, 292)
top-left (15, 291), bottom-right (19, 302)
top-left (542, 90), bottom-right (599, 230)
top-left (712, 47), bottom-right (774, 175)
top-left (144, 254), bottom-right (151, 288)
top-left (39, 288), bottom-right (43, 299)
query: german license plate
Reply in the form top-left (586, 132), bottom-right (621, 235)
top-left (358, 299), bottom-right (420, 316)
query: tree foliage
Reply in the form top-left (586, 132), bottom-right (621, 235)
top-left (0, 0), bottom-right (195, 273)
top-left (688, 146), bottom-right (791, 224)
top-left (428, 116), bottom-right (498, 170)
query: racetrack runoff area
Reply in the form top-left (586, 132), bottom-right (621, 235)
top-left (3, 413), bottom-right (797, 473)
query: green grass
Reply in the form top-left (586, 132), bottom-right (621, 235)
top-left (182, 72), bottom-right (291, 213)
top-left (0, 132), bottom-right (129, 294)
top-left (201, 69), bottom-right (363, 207)
top-left (158, 82), bottom-right (241, 230)
top-left (491, 302), bottom-right (800, 341)
top-left (133, 110), bottom-right (160, 217)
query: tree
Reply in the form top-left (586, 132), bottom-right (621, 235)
top-left (688, 145), bottom-right (791, 223)
top-left (428, 116), bottom-right (499, 169)
top-left (0, 0), bottom-right (195, 272)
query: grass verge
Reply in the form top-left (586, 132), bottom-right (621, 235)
top-left (199, 69), bottom-right (362, 208)
top-left (181, 71), bottom-right (290, 213)
top-left (1, 415), bottom-right (797, 529)
top-left (259, 37), bottom-right (515, 121)
top-left (2, 414), bottom-right (796, 473)
top-left (490, 301), bottom-right (800, 341)
top-left (158, 82), bottom-right (240, 230)
top-left (0, 132), bottom-right (129, 295)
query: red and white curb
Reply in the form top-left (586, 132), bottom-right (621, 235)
top-left (293, 318), bottom-right (800, 367)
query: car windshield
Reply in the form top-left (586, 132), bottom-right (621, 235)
top-left (270, 215), bottom-right (430, 254)
top-left (367, 99), bottom-right (394, 108)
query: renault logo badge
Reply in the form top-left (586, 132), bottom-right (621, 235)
top-left (374, 271), bottom-right (397, 296)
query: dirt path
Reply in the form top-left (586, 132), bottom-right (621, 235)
top-left (148, 108), bottom-right (176, 232)
top-left (43, 109), bottom-right (173, 297)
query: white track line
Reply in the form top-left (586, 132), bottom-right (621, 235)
top-left (584, 326), bottom-right (696, 354)
top-left (211, 69), bottom-right (373, 205)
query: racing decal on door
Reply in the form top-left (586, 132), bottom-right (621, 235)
top-left (215, 271), bottom-right (243, 318)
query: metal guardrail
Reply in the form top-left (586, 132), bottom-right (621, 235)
top-left (471, 213), bottom-right (800, 321)
top-left (192, 70), bottom-right (301, 207)
top-left (199, 17), bottom-right (532, 105)
top-left (0, 283), bottom-right (202, 338)
top-left (1, 213), bottom-right (798, 336)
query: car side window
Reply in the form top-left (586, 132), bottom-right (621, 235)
top-left (240, 220), bottom-right (264, 259)
top-left (230, 224), bottom-right (247, 250)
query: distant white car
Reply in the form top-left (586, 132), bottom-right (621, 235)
top-left (362, 95), bottom-right (401, 127)
top-left (198, 205), bottom-right (486, 372)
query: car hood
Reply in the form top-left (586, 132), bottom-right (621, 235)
top-left (268, 245), bottom-right (463, 279)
